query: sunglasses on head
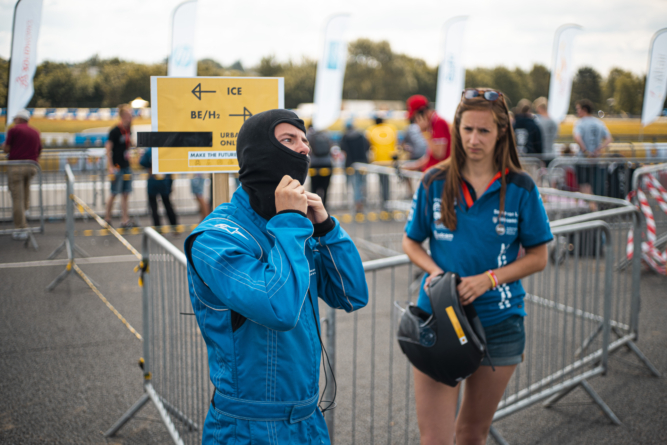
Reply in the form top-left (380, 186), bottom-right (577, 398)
top-left (462, 89), bottom-right (503, 102)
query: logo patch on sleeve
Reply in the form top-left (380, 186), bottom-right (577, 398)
top-left (214, 223), bottom-right (248, 239)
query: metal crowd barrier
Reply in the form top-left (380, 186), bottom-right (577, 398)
top-left (544, 156), bottom-right (667, 197)
top-left (0, 151), bottom-right (209, 222)
top-left (334, 183), bottom-right (636, 262)
top-left (105, 216), bottom-right (657, 444)
top-left (327, 160), bottom-right (557, 255)
top-left (0, 159), bottom-right (44, 248)
top-left (326, 220), bottom-right (633, 444)
top-left (304, 162), bottom-right (421, 214)
top-left (97, 160), bottom-right (660, 444)
top-left (318, 163), bottom-right (660, 378)
top-left (106, 227), bottom-right (209, 445)
top-left (46, 164), bottom-right (90, 291)
top-left (519, 155), bottom-right (547, 182)
top-left (549, 205), bottom-right (659, 375)
top-left (26, 151), bottom-right (106, 220)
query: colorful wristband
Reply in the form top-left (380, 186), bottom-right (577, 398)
top-left (490, 270), bottom-right (499, 287)
top-left (486, 270), bottom-right (499, 289)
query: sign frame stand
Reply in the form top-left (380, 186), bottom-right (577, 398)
top-left (212, 173), bottom-right (230, 207)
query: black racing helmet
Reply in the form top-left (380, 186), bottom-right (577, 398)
top-left (396, 272), bottom-right (491, 386)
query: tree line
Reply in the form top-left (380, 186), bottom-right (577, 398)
top-left (0, 39), bottom-right (657, 116)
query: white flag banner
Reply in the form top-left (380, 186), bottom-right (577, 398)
top-left (547, 24), bottom-right (582, 123)
top-left (312, 14), bottom-right (350, 130)
top-left (7, 0), bottom-right (43, 125)
top-left (435, 16), bottom-right (468, 123)
top-left (642, 29), bottom-right (667, 127)
top-left (168, 0), bottom-right (198, 77)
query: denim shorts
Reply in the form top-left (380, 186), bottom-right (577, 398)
top-left (191, 176), bottom-right (205, 196)
top-left (110, 167), bottom-right (133, 195)
top-left (481, 315), bottom-right (525, 367)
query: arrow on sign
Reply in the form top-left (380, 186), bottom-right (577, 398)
top-left (229, 107), bottom-right (253, 121)
top-left (192, 83), bottom-right (216, 100)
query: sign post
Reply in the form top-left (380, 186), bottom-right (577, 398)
top-left (212, 174), bottom-right (229, 208)
top-left (144, 77), bottom-right (284, 207)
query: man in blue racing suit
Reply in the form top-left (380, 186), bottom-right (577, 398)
top-left (185, 109), bottom-right (369, 444)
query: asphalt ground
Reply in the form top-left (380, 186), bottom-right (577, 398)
top-left (1, 213), bottom-right (666, 444)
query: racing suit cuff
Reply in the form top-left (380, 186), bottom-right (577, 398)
top-left (312, 216), bottom-right (335, 237)
top-left (276, 209), bottom-right (307, 219)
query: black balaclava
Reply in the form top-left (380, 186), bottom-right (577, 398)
top-left (237, 109), bottom-right (310, 220)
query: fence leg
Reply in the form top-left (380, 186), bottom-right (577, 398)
top-left (24, 231), bottom-right (39, 250)
top-left (73, 244), bottom-right (90, 258)
top-left (323, 306), bottom-right (336, 443)
top-left (575, 322), bottom-right (603, 358)
top-left (46, 262), bottom-right (73, 291)
top-left (104, 393), bottom-right (150, 437)
top-left (47, 165), bottom-right (90, 291)
top-left (73, 264), bottom-right (102, 289)
top-left (47, 240), bottom-right (67, 260)
top-left (145, 383), bottom-right (186, 445)
top-left (489, 426), bottom-right (510, 445)
top-left (579, 380), bottom-right (621, 425)
top-left (543, 382), bottom-right (579, 407)
top-left (624, 340), bottom-right (661, 377)
top-left (544, 379), bottom-right (621, 425)
top-left (160, 396), bottom-right (199, 431)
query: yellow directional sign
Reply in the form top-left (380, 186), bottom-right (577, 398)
top-left (150, 76), bottom-right (284, 173)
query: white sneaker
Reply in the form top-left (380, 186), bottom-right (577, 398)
top-left (12, 231), bottom-right (29, 241)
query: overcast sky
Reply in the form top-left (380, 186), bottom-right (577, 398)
top-left (0, 0), bottom-right (664, 77)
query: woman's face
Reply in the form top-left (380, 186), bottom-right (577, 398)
top-left (459, 109), bottom-right (499, 163)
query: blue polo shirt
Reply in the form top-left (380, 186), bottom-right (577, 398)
top-left (405, 168), bottom-right (553, 327)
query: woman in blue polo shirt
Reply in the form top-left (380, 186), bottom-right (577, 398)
top-left (403, 88), bottom-right (552, 445)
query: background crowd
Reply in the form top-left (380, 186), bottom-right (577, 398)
top-left (3, 85), bottom-right (615, 234)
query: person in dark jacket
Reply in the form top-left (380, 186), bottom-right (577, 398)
top-left (512, 99), bottom-right (543, 155)
top-left (139, 147), bottom-right (178, 229)
top-left (307, 124), bottom-right (333, 208)
top-left (340, 121), bottom-right (370, 212)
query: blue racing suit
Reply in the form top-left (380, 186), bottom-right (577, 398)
top-left (185, 187), bottom-right (369, 444)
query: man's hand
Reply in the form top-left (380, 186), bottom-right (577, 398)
top-left (108, 164), bottom-right (119, 175)
top-left (414, 113), bottom-right (430, 132)
top-left (457, 274), bottom-right (493, 306)
top-left (305, 191), bottom-right (328, 224)
top-left (275, 175), bottom-right (307, 215)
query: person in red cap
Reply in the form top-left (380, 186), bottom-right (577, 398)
top-left (406, 95), bottom-right (451, 172)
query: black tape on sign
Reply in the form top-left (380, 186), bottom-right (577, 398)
top-left (137, 132), bottom-right (212, 147)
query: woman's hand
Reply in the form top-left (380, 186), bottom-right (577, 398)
top-left (423, 268), bottom-right (445, 291)
top-left (457, 274), bottom-right (493, 306)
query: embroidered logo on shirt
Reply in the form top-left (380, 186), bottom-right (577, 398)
top-left (214, 223), bottom-right (248, 239)
top-left (434, 232), bottom-right (454, 241)
top-left (493, 210), bottom-right (518, 236)
top-left (433, 198), bottom-right (442, 222)
top-left (310, 269), bottom-right (317, 277)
